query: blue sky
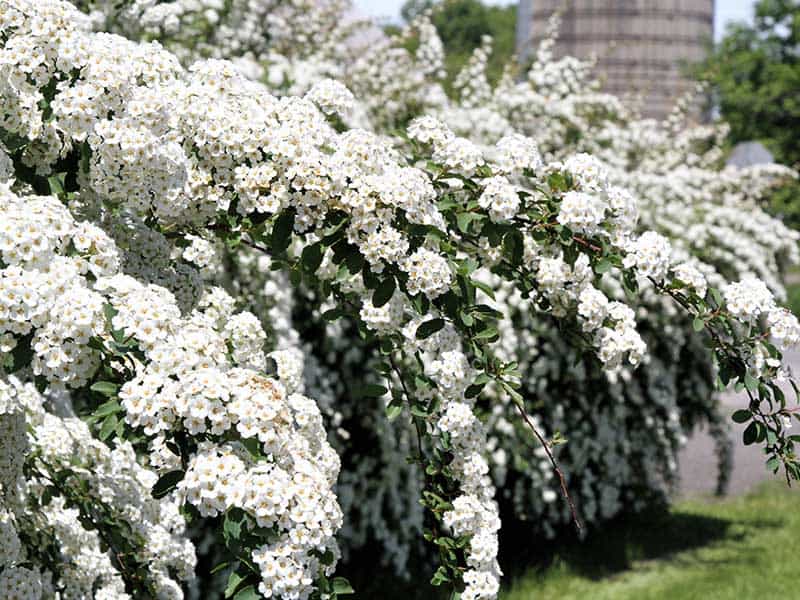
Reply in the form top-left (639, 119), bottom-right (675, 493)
top-left (354, 0), bottom-right (759, 40)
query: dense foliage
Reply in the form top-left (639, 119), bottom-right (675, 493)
top-left (398, 0), bottom-right (517, 87)
top-left (698, 0), bottom-right (800, 226)
top-left (701, 0), bottom-right (800, 166)
top-left (1, 2), bottom-right (800, 600)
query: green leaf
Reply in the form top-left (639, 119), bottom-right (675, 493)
top-left (90, 381), bottom-right (119, 396)
top-left (385, 401), bottom-right (403, 421)
top-left (464, 383), bottom-right (484, 398)
top-left (151, 469), bottom-right (185, 499)
top-left (99, 415), bottom-right (118, 441)
top-left (456, 211), bottom-right (479, 233)
top-left (743, 421), bottom-right (759, 445)
top-left (416, 318), bottom-right (445, 339)
top-left (93, 399), bottom-right (122, 418)
top-left (332, 577), bottom-right (354, 595)
top-left (409, 403), bottom-right (429, 418)
top-left (731, 409), bottom-right (751, 423)
top-left (473, 373), bottom-right (490, 385)
top-left (321, 308), bottom-right (345, 321)
top-left (502, 230), bottom-right (524, 266)
top-left (360, 383), bottom-right (388, 398)
top-left (6, 334), bottom-right (33, 373)
top-left (372, 276), bottom-right (396, 308)
top-left (210, 561), bottom-right (230, 575)
top-left (766, 429), bottom-right (778, 445)
top-left (622, 270), bottom-right (639, 299)
top-left (562, 242), bottom-right (579, 266)
top-left (47, 173), bottom-right (65, 196)
top-left (471, 277), bottom-right (496, 300)
top-left (271, 210), bottom-right (295, 253)
top-left (710, 287), bottom-right (723, 307)
top-left (225, 572), bottom-right (244, 598)
top-left (475, 164), bottom-right (493, 178)
top-left (430, 566), bottom-right (450, 586)
top-left (744, 372), bottom-right (759, 393)
top-left (474, 326), bottom-right (498, 340)
top-left (79, 141), bottom-right (91, 173)
top-left (240, 437), bottom-right (262, 459)
top-left (301, 242), bottom-right (324, 273)
top-left (223, 508), bottom-right (246, 543)
top-left (103, 303), bottom-right (118, 324)
top-left (594, 258), bottom-right (612, 274)
top-left (692, 317), bottom-right (705, 332)
top-left (233, 587), bottom-right (258, 600)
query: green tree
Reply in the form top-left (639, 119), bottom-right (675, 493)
top-left (699, 0), bottom-right (800, 229)
top-left (701, 0), bottom-right (800, 165)
top-left (401, 0), bottom-right (517, 86)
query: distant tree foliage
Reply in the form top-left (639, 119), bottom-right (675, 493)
top-left (701, 0), bottom-right (799, 165)
top-left (699, 0), bottom-right (800, 227)
top-left (400, 0), bottom-right (517, 88)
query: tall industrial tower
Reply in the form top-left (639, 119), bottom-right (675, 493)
top-left (516, 0), bottom-right (714, 119)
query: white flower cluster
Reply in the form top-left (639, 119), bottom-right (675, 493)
top-left (478, 176), bottom-right (521, 223)
top-left (408, 116), bottom-right (485, 174)
top-left (176, 383), bottom-right (342, 600)
top-left (93, 277), bottom-right (342, 598)
top-left (0, 185), bottom-right (117, 388)
top-left (360, 294), bottom-right (406, 333)
top-left (548, 156), bottom-right (639, 244)
top-left (101, 279), bottom-right (342, 599)
top-left (0, 166), bottom-right (339, 597)
top-left (623, 231), bottom-right (673, 282)
top-left (0, 376), bottom-right (194, 598)
top-left (529, 249), bottom-right (646, 373)
top-left (182, 234), bottom-right (218, 269)
top-left (2, 0), bottom-right (456, 308)
top-left (306, 79), bottom-right (355, 116)
top-left (414, 16), bottom-right (446, 80)
top-left (493, 134), bottom-right (543, 175)
top-left (429, 349), bottom-right (502, 600)
top-left (767, 309), bottom-right (800, 351)
top-left (0, 566), bottom-right (43, 600)
top-left (453, 35), bottom-right (493, 110)
top-left (672, 262), bottom-right (708, 298)
top-left (562, 153), bottom-right (609, 192)
top-left (722, 278), bottom-right (800, 352)
top-left (402, 247), bottom-right (453, 299)
top-left (557, 190), bottom-right (609, 235)
top-left (3, 1), bottom-right (800, 598)
top-left (724, 277), bottom-right (776, 321)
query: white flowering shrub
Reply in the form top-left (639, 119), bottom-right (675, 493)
top-left (1, 1), bottom-right (800, 599)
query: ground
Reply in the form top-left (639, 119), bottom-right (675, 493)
top-left (501, 482), bottom-right (799, 599)
top-left (677, 349), bottom-right (800, 497)
top-left (500, 347), bottom-right (800, 600)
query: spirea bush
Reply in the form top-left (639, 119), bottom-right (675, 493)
top-left (2, 1), bottom-right (800, 599)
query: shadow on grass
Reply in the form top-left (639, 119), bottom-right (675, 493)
top-left (499, 505), bottom-right (783, 586)
top-left (340, 491), bottom-right (787, 599)
top-left (342, 543), bottom-right (451, 600)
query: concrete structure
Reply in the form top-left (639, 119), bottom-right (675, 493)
top-left (517, 1), bottom-right (715, 119)
top-left (727, 141), bottom-right (774, 168)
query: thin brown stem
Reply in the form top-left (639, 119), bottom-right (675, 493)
top-left (388, 351), bottom-right (425, 459)
top-left (510, 399), bottom-right (582, 533)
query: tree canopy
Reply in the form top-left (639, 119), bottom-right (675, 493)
top-left (401, 0), bottom-right (517, 86)
top-left (700, 0), bottom-right (800, 166)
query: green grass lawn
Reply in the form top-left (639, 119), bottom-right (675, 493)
top-left (502, 483), bottom-right (799, 600)
top-left (786, 280), bottom-right (800, 316)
